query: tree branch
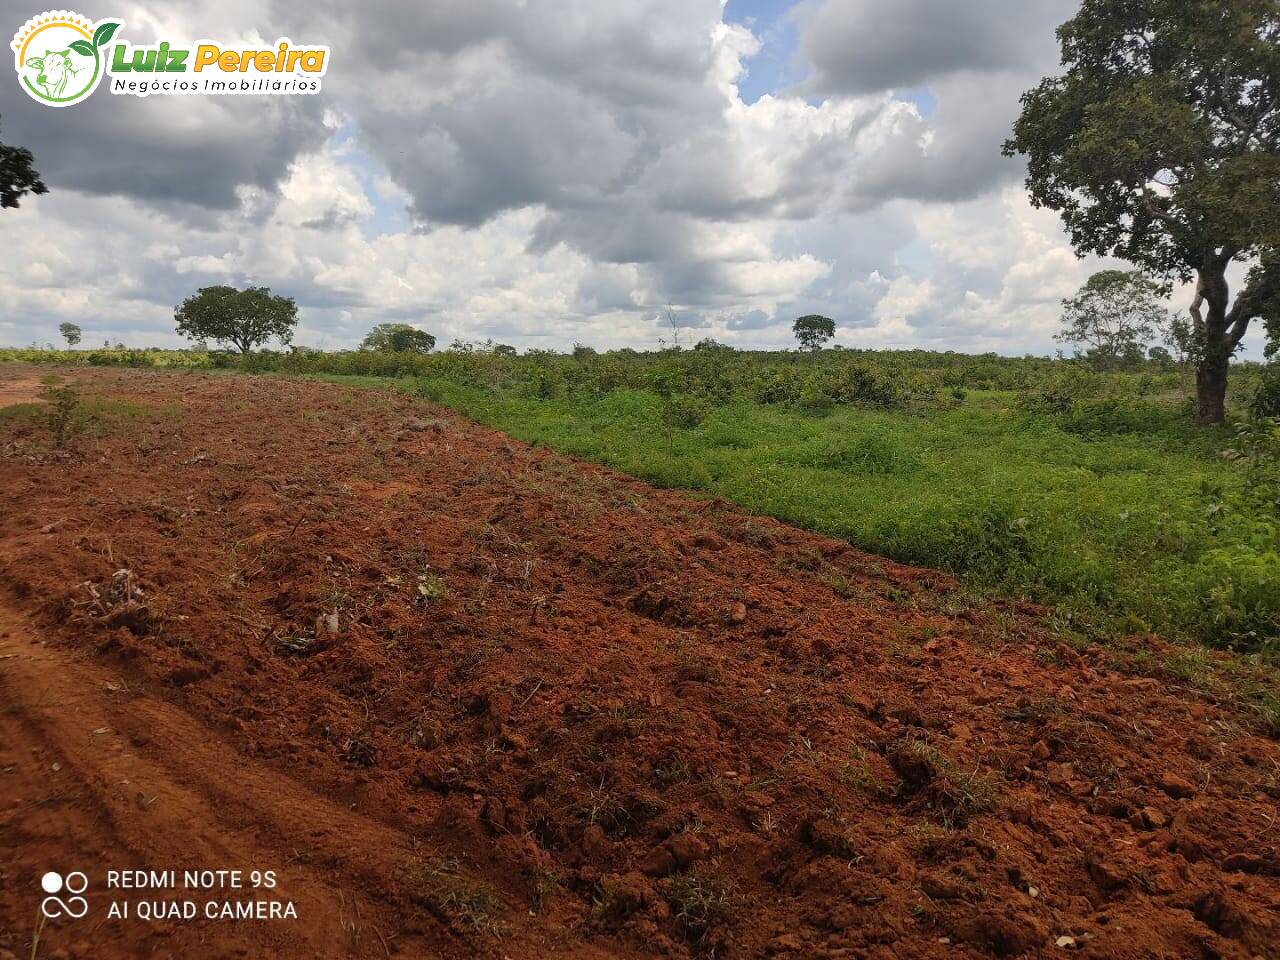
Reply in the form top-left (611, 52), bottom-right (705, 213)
top-left (1189, 278), bottom-right (1206, 335)
top-left (1225, 257), bottom-right (1280, 347)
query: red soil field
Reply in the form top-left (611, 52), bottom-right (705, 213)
top-left (0, 367), bottom-right (1277, 959)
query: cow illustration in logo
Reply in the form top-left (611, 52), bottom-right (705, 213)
top-left (27, 47), bottom-right (79, 97)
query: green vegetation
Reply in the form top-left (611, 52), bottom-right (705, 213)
top-left (0, 376), bottom-right (164, 442)
top-left (1056, 270), bottom-right (1175, 370)
top-left (360, 322), bottom-right (436, 354)
top-left (896, 739), bottom-right (999, 828)
top-left (664, 868), bottom-right (738, 942)
top-left (401, 857), bottom-right (506, 939)
top-left (41, 383), bottom-right (80, 446)
top-left (0, 112), bottom-right (48, 209)
top-left (1005, 0), bottom-right (1280, 424)
top-left (0, 346), bottom-right (211, 368)
top-left (3, 343), bottom-right (1277, 655)
top-left (793, 314), bottom-right (836, 352)
top-left (275, 346), bottom-right (1276, 654)
top-left (58, 322), bottom-right (82, 347)
top-left (174, 285), bottom-right (298, 354)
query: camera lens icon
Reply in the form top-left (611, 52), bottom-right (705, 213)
top-left (40, 871), bottom-right (89, 919)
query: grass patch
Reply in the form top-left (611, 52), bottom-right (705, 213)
top-left (0, 389), bottom-right (172, 443)
top-left (1257, 692), bottom-right (1280, 739)
top-left (415, 571), bottom-right (448, 604)
top-left (402, 857), bottom-right (507, 939)
top-left (893, 739), bottom-right (999, 827)
top-left (664, 868), bottom-right (737, 942)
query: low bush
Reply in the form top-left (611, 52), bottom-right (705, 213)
top-left (1251, 366), bottom-right (1280, 419)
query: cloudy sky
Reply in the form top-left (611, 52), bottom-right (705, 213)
top-left (0, 0), bottom-right (1263, 355)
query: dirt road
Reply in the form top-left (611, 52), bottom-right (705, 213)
top-left (0, 367), bottom-right (1276, 959)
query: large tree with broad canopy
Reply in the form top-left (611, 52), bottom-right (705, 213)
top-left (1005, 0), bottom-right (1280, 422)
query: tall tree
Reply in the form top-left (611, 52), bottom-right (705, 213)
top-left (0, 115), bottom-right (48, 209)
top-left (174, 285), bottom-right (297, 354)
top-left (58, 322), bottom-right (82, 347)
top-left (1005, 0), bottom-right (1280, 423)
top-left (793, 315), bottom-right (836, 352)
top-left (1056, 270), bottom-right (1171, 369)
top-left (360, 323), bottom-right (436, 354)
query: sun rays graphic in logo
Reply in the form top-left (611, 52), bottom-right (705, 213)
top-left (12, 10), bottom-right (121, 106)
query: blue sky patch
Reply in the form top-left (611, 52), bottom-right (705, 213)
top-left (723, 0), bottom-right (804, 103)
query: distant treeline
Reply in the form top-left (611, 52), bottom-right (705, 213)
top-left (2, 343), bottom-right (1273, 419)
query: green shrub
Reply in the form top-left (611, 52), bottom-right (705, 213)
top-left (661, 393), bottom-right (711, 429)
top-left (1058, 398), bottom-right (1170, 437)
top-left (785, 431), bottom-right (923, 476)
top-left (1017, 366), bottom-right (1098, 414)
top-left (1185, 545), bottom-right (1280, 652)
top-left (1251, 367), bottom-right (1280, 420)
top-left (41, 385), bottom-right (81, 445)
top-left (748, 367), bottom-right (804, 405)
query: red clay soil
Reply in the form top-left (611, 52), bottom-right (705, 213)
top-left (0, 374), bottom-right (44, 408)
top-left (0, 367), bottom-right (1277, 960)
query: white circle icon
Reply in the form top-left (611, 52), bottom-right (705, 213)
top-left (39, 871), bottom-right (88, 919)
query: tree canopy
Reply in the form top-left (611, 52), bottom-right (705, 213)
top-left (1005, 0), bottom-right (1280, 421)
top-left (693, 338), bottom-right (733, 352)
top-left (0, 115), bottom-right (47, 209)
top-left (174, 286), bottom-right (297, 354)
top-left (360, 323), bottom-right (436, 354)
top-left (1056, 270), bottom-right (1172, 369)
top-left (793, 315), bottom-right (836, 352)
top-left (58, 322), bottom-right (82, 347)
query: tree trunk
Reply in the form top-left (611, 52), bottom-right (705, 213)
top-left (1195, 349), bottom-right (1229, 424)
top-left (1190, 265), bottom-right (1233, 425)
top-left (1189, 253), bottom-right (1280, 424)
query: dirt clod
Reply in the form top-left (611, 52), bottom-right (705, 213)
top-left (1158, 771), bottom-right (1197, 798)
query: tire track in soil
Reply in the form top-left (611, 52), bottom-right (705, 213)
top-left (0, 599), bottom-right (617, 959)
top-left (0, 367), bottom-right (1277, 960)
top-left (0, 601), bottom-right (414, 959)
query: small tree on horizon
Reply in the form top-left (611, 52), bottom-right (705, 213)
top-left (693, 337), bottom-right (732, 352)
top-left (1056, 270), bottom-right (1171, 370)
top-left (793, 315), bottom-right (836, 352)
top-left (174, 285), bottom-right (297, 354)
top-left (360, 323), bottom-right (435, 354)
top-left (1005, 0), bottom-right (1280, 423)
top-left (58, 322), bottom-right (82, 347)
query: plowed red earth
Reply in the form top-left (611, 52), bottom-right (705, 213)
top-left (1, 367), bottom-right (1278, 960)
